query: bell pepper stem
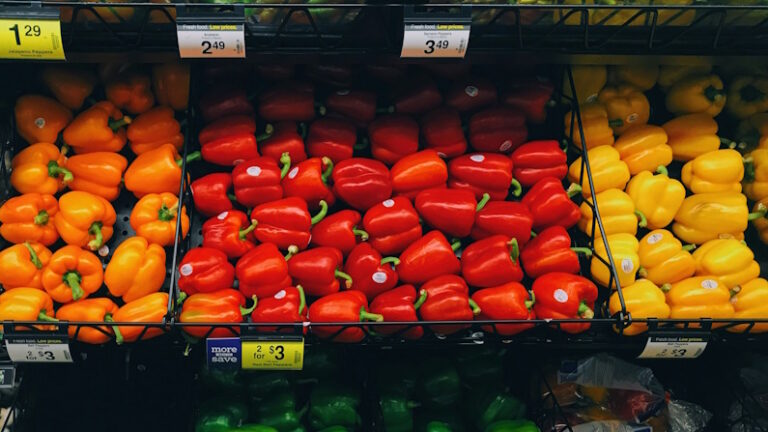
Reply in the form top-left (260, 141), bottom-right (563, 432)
top-left (748, 203), bottom-right (768, 221)
top-left (637, 267), bottom-right (648, 278)
top-left (240, 296), bottom-right (258, 316)
top-left (158, 203), bottom-right (178, 221)
top-left (63, 271), bottom-right (84, 301)
top-left (239, 220), bottom-right (258, 240)
top-left (311, 200), bottom-right (328, 225)
top-left (335, 269), bottom-right (353, 289)
top-left (510, 179), bottom-right (522, 197)
top-left (744, 157), bottom-right (756, 183)
top-left (24, 242), bottom-right (42, 269)
top-left (87, 222), bottom-right (104, 251)
top-left (468, 298), bottom-right (481, 315)
top-left (566, 183), bottom-right (582, 198)
top-left (608, 119), bottom-right (624, 128)
top-left (321, 157), bottom-right (334, 183)
top-left (352, 227), bottom-right (369, 241)
top-left (37, 311), bottom-right (58, 322)
top-left (476, 193), bottom-right (490, 212)
top-left (279, 152), bottom-right (292, 179)
top-left (104, 313), bottom-right (123, 345)
top-left (297, 285), bottom-right (306, 315)
top-left (316, 104), bottom-right (327, 116)
top-left (635, 210), bottom-right (648, 228)
top-left (176, 151), bottom-right (202, 166)
top-left (34, 210), bottom-right (49, 225)
top-left (682, 244), bottom-right (697, 252)
top-left (571, 247), bottom-right (592, 257)
top-left (359, 307), bottom-right (383, 322)
top-left (721, 137), bottom-right (738, 149)
top-left (525, 291), bottom-right (535, 310)
top-left (530, 230), bottom-right (537, 238)
top-left (256, 123), bottom-right (275, 142)
top-left (704, 85), bottom-right (725, 102)
top-left (227, 193), bottom-right (237, 201)
top-left (380, 256), bottom-right (400, 268)
top-left (354, 137), bottom-right (369, 150)
top-left (508, 238), bottom-right (519, 263)
top-left (655, 165), bottom-right (668, 176)
top-left (577, 301), bottom-right (594, 319)
top-left (176, 292), bottom-right (188, 306)
top-left (730, 285), bottom-right (742, 297)
top-left (108, 116), bottom-right (132, 131)
top-left (47, 160), bottom-right (74, 183)
top-left (660, 283), bottom-right (672, 293)
top-left (413, 289), bottom-right (428, 310)
top-left (285, 245), bottom-right (299, 260)
top-left (451, 240), bottom-right (462, 252)
top-left (559, 139), bottom-right (569, 152)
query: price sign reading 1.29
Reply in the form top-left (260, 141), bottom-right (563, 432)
top-left (0, 17), bottom-right (65, 60)
top-left (401, 23), bottom-right (470, 58)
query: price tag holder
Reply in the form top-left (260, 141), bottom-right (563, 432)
top-left (637, 331), bottom-right (709, 359)
top-left (401, 5), bottom-right (471, 58)
top-left (176, 6), bottom-right (245, 58)
top-left (0, 365), bottom-right (15, 389)
top-left (0, 7), bottom-right (65, 60)
top-left (241, 336), bottom-right (304, 370)
top-left (4, 333), bottom-right (72, 363)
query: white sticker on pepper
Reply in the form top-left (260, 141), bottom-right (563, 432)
top-left (553, 289), bottom-right (569, 303)
top-left (288, 167), bottom-right (299, 179)
top-left (217, 211), bottom-right (228, 220)
top-left (382, 199), bottom-right (395, 208)
top-left (465, 86), bottom-right (478, 97)
top-left (701, 279), bottom-right (718, 289)
top-left (246, 166), bottom-right (262, 177)
top-left (470, 154), bottom-right (485, 163)
top-left (621, 258), bottom-right (634, 273)
top-left (180, 264), bottom-right (193, 276)
top-left (372, 272), bottom-right (388, 283)
top-left (499, 141), bottom-right (512, 152)
top-left (646, 233), bottom-right (663, 245)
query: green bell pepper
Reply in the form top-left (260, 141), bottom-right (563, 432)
top-left (247, 372), bottom-right (292, 401)
top-left (226, 425), bottom-right (279, 432)
top-left (194, 399), bottom-right (249, 432)
top-left (375, 359), bottom-right (419, 397)
top-left (418, 358), bottom-right (462, 409)
top-left (454, 348), bottom-right (506, 388)
top-left (316, 427), bottom-right (349, 432)
top-left (416, 409), bottom-right (465, 432)
top-left (200, 367), bottom-right (245, 394)
top-left (425, 421), bottom-right (454, 432)
top-left (468, 387), bottom-right (526, 431)
top-left (380, 390), bottom-right (418, 432)
top-left (309, 384), bottom-right (361, 430)
top-left (484, 420), bottom-right (540, 432)
top-left (254, 390), bottom-right (306, 431)
top-left (300, 348), bottom-right (344, 382)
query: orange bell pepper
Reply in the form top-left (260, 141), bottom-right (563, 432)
top-left (126, 106), bottom-right (183, 155)
top-left (10, 143), bottom-right (72, 195)
top-left (42, 245), bottom-right (103, 303)
top-left (65, 152), bottom-right (128, 201)
top-left (14, 95), bottom-right (72, 144)
top-left (62, 101), bottom-right (131, 154)
top-left (105, 70), bottom-right (155, 115)
top-left (152, 63), bottom-right (190, 111)
top-left (0, 288), bottom-right (57, 329)
top-left (40, 66), bottom-right (96, 110)
top-left (113, 292), bottom-right (170, 342)
top-left (105, 237), bottom-right (166, 302)
top-left (0, 193), bottom-right (59, 246)
top-left (0, 242), bottom-right (51, 290)
top-left (129, 193), bottom-right (189, 246)
top-left (55, 298), bottom-right (122, 345)
top-left (54, 191), bottom-right (116, 251)
top-left (124, 144), bottom-right (200, 198)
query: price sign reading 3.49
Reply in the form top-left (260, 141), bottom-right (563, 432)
top-left (401, 23), bottom-right (470, 58)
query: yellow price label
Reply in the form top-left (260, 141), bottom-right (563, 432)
top-left (0, 18), bottom-right (65, 60)
top-left (241, 338), bottom-right (304, 370)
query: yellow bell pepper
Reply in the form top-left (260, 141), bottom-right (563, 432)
top-left (591, 233), bottom-right (639, 289)
top-left (744, 149), bottom-right (768, 201)
top-left (657, 65), bottom-right (712, 91)
top-left (104, 237), bottom-right (167, 303)
top-left (665, 74), bottom-right (726, 117)
top-left (579, 189), bottom-right (643, 237)
top-left (597, 85), bottom-right (651, 135)
top-left (564, 102), bottom-right (615, 150)
top-left (692, 238), bottom-right (760, 289)
top-left (613, 125), bottom-right (672, 175)
top-left (568, 145), bottom-right (630, 198)
top-left (625, 168), bottom-right (685, 230)
top-left (608, 65), bottom-right (659, 92)
top-left (752, 197), bottom-right (768, 244)
top-left (726, 75), bottom-right (768, 119)
top-left (681, 149), bottom-right (745, 194)
top-left (729, 278), bottom-right (768, 333)
top-left (662, 113), bottom-right (721, 161)
top-left (666, 276), bottom-right (735, 326)
top-left (735, 113), bottom-right (768, 151)
top-left (609, 279), bottom-right (671, 336)
top-left (637, 229), bottom-right (696, 286)
top-left (563, 65), bottom-right (607, 104)
top-left (672, 192), bottom-right (761, 244)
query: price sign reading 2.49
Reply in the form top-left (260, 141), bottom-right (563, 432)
top-left (176, 23), bottom-right (245, 58)
top-left (241, 338), bottom-right (304, 370)
top-left (0, 17), bottom-right (65, 60)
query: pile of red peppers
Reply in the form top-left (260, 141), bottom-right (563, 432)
top-left (179, 65), bottom-right (599, 342)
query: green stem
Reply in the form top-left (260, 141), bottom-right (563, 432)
top-left (316, 105), bottom-right (327, 116)
top-left (354, 138), bottom-right (369, 150)
top-left (240, 296), bottom-right (257, 316)
top-left (704, 85), bottom-right (726, 102)
top-left (748, 203), bottom-right (767, 221)
top-left (256, 123), bottom-right (275, 142)
top-left (744, 157), bottom-right (756, 183)
top-left (635, 210), bottom-right (647, 228)
top-left (451, 241), bottom-right (461, 252)
top-left (108, 116), bottom-right (131, 131)
top-left (47, 160), bottom-right (73, 183)
top-left (578, 301), bottom-right (594, 319)
top-left (413, 289), bottom-right (427, 310)
top-left (175, 151), bottom-right (202, 166)
top-left (508, 238), bottom-right (519, 263)
top-left (359, 307), bottom-right (383, 322)
top-left (176, 292), bottom-right (188, 306)
top-left (279, 152), bottom-right (291, 179)
top-left (321, 157), bottom-right (334, 183)
top-left (34, 210), bottom-right (49, 225)
top-left (239, 220), bottom-right (258, 240)
top-left (37, 311), bottom-right (58, 322)
top-left (63, 271), bottom-right (84, 301)
top-left (352, 227), bottom-right (368, 241)
top-left (227, 193), bottom-right (237, 201)
top-left (297, 285), bottom-right (306, 315)
top-left (510, 179), bottom-right (522, 197)
top-left (655, 165), bottom-right (669, 176)
top-left (476, 193), bottom-right (490, 212)
top-left (335, 269), bottom-right (353, 289)
top-left (682, 244), bottom-right (697, 252)
top-left (311, 200), bottom-right (328, 225)
top-left (571, 247), bottom-right (592, 257)
top-left (637, 267), bottom-right (648, 278)
top-left (524, 291), bottom-right (535, 310)
top-left (158, 203), bottom-right (178, 222)
top-left (660, 283), bottom-right (672, 293)
top-left (530, 230), bottom-right (537, 238)
top-left (87, 222), bottom-right (104, 251)
top-left (566, 183), bottom-right (582, 198)
top-left (608, 118), bottom-right (624, 128)
top-left (380, 257), bottom-right (400, 268)
top-left (284, 245), bottom-right (299, 260)
top-left (468, 298), bottom-right (481, 315)
top-left (24, 242), bottom-right (42, 269)
top-left (104, 313), bottom-right (123, 345)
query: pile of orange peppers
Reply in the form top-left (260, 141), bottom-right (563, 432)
top-left (0, 63), bottom-right (190, 345)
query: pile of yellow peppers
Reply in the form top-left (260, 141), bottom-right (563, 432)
top-left (0, 63), bottom-right (190, 345)
top-left (565, 64), bottom-right (768, 335)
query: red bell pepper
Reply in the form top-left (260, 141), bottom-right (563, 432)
top-left (521, 177), bottom-right (581, 232)
top-left (235, 243), bottom-right (296, 298)
top-left (510, 140), bottom-right (568, 187)
top-left (199, 87), bottom-right (254, 123)
top-left (502, 77), bottom-right (554, 124)
top-left (179, 289), bottom-right (255, 338)
top-left (282, 157), bottom-right (336, 209)
top-left (307, 117), bottom-right (357, 163)
top-left (445, 77), bottom-right (498, 113)
top-left (363, 197), bottom-right (422, 255)
top-left (177, 247), bottom-right (235, 295)
top-left (392, 76), bottom-right (442, 115)
top-left (418, 275), bottom-right (480, 335)
top-left (260, 121), bottom-right (308, 164)
top-left (305, 65), bottom-right (354, 87)
top-left (251, 197), bottom-right (327, 251)
top-left (256, 64), bottom-right (295, 81)
top-left (231, 154), bottom-right (290, 208)
top-left (415, 188), bottom-right (489, 238)
top-left (251, 285), bottom-right (307, 332)
top-left (308, 290), bottom-right (382, 343)
top-left (367, 64), bottom-right (407, 83)
top-left (390, 150), bottom-right (448, 199)
top-left (520, 226), bottom-right (592, 279)
top-left (397, 231), bottom-right (460, 285)
top-left (258, 82), bottom-right (315, 122)
top-left (201, 125), bottom-right (273, 166)
top-left (325, 89), bottom-right (377, 126)
top-left (190, 173), bottom-right (234, 218)
top-left (461, 235), bottom-right (524, 288)
top-left (310, 210), bottom-right (367, 256)
top-left (469, 107), bottom-right (527, 153)
top-left (287, 246), bottom-right (352, 297)
top-left (471, 282), bottom-right (535, 336)
top-left (448, 153), bottom-right (521, 201)
top-left (332, 158), bottom-right (392, 211)
top-left (344, 242), bottom-right (399, 301)
top-left (202, 210), bottom-right (257, 259)
top-left (532, 272), bottom-right (598, 334)
top-left (369, 285), bottom-right (426, 340)
top-left (368, 114), bottom-right (419, 165)
top-left (420, 107), bottom-right (467, 158)
top-left (472, 201), bottom-right (533, 246)
top-left (198, 115), bottom-right (256, 145)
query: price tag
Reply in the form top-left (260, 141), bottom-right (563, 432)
top-left (241, 337), bottom-right (304, 370)
top-left (0, 8), bottom-right (65, 60)
top-left (5, 335), bottom-right (72, 363)
top-left (0, 365), bottom-right (15, 389)
top-left (401, 5), bottom-right (471, 58)
top-left (637, 332), bottom-right (709, 359)
top-left (206, 337), bottom-right (241, 369)
top-left (177, 23), bottom-right (245, 58)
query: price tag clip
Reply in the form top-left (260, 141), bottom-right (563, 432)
top-left (401, 5), bottom-right (471, 58)
top-left (0, 6), bottom-right (65, 60)
top-left (637, 330), bottom-right (709, 359)
top-left (176, 5), bottom-right (246, 59)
